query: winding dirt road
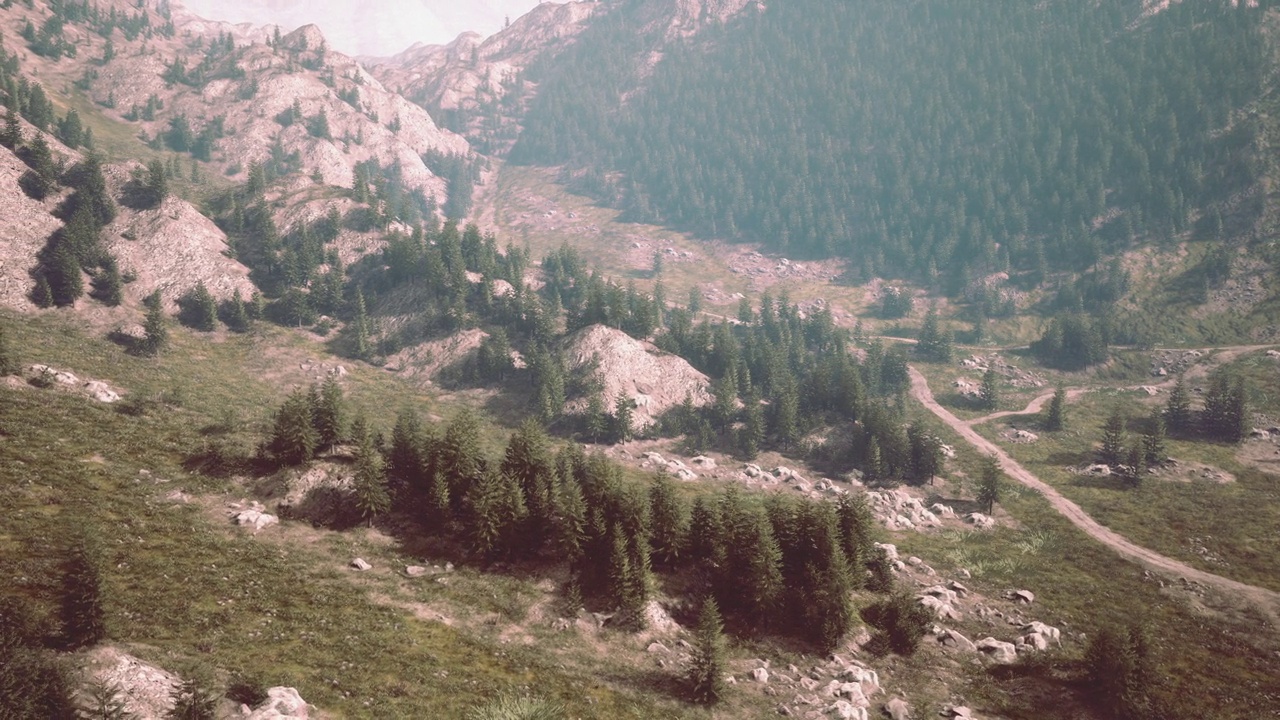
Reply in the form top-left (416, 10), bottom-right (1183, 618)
top-left (908, 366), bottom-right (1280, 623)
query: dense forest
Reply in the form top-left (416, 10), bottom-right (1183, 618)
top-left (512, 0), bottom-right (1272, 289)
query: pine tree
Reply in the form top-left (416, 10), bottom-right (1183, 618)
top-left (501, 420), bottom-right (556, 551)
top-left (609, 392), bottom-right (634, 444)
top-left (182, 281), bottom-right (217, 331)
top-left (92, 254), bottom-right (124, 306)
top-left (977, 456), bottom-right (1002, 514)
top-left (1142, 410), bottom-right (1166, 468)
top-left (32, 273), bottom-right (55, 308)
top-left (46, 239), bottom-right (84, 307)
top-left (916, 306), bottom-right (952, 362)
top-left (906, 422), bottom-right (941, 486)
top-left (1085, 622), bottom-right (1162, 720)
top-left (1119, 444), bottom-right (1145, 489)
top-left (863, 437), bottom-right (884, 484)
top-left (80, 678), bottom-right (131, 720)
top-left (439, 409), bottom-right (486, 502)
top-left (978, 366), bottom-right (1000, 411)
top-left (1202, 370), bottom-right (1247, 444)
top-left (313, 376), bottom-right (345, 451)
top-left (352, 418), bottom-right (390, 525)
top-left (1044, 385), bottom-right (1066, 431)
top-left (711, 369), bottom-right (738, 431)
top-left (224, 288), bottom-right (250, 332)
top-left (1100, 408), bottom-right (1127, 467)
top-left (686, 495), bottom-right (720, 565)
top-left (267, 389), bottom-right (318, 465)
top-left (688, 597), bottom-right (727, 705)
top-left (351, 289), bottom-right (371, 360)
top-left (167, 676), bottom-right (217, 720)
top-left (0, 108), bottom-right (21, 149)
top-left (835, 492), bottom-right (874, 584)
top-left (648, 473), bottom-right (687, 569)
top-left (1163, 375), bottom-right (1192, 436)
top-left (553, 478), bottom-right (588, 570)
top-left (60, 538), bottom-right (106, 649)
top-left (141, 290), bottom-right (168, 355)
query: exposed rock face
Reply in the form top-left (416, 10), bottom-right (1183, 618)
top-left (563, 324), bottom-right (711, 432)
top-left (0, 145), bottom-right (63, 312)
top-left (247, 687), bottom-right (312, 719)
top-left (85, 647), bottom-right (179, 720)
top-left (975, 637), bottom-right (1018, 664)
top-left (105, 195), bottom-right (255, 311)
top-left (372, 1), bottom-right (601, 125)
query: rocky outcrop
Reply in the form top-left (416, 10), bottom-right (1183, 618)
top-left (563, 324), bottom-right (711, 432)
top-left (0, 145), bottom-right (63, 312)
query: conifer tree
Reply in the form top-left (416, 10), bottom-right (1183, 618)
top-left (1162, 375), bottom-right (1191, 436)
top-left (313, 376), bottom-right (346, 451)
top-left (23, 133), bottom-right (58, 199)
top-left (0, 108), bottom-right (21, 149)
top-left (183, 281), bottom-right (217, 331)
top-left (350, 289), bottom-right (371, 360)
top-left (835, 491), bottom-right (874, 582)
top-left (648, 473), bottom-right (687, 569)
top-left (686, 496), bottom-right (720, 564)
top-left (1142, 410), bottom-right (1166, 468)
top-left (501, 420), bottom-right (556, 551)
top-left (92, 255), bottom-right (123, 306)
top-left (1100, 408), bottom-right (1127, 467)
top-left (1202, 370), bottom-right (1247, 444)
top-left (716, 490), bottom-right (783, 629)
top-left (352, 418), bottom-right (390, 525)
top-left (553, 478), bottom-right (588, 570)
top-left (906, 422), bottom-right (942, 486)
top-left (916, 306), bottom-right (952, 362)
top-left (168, 676), bottom-right (217, 720)
top-left (141, 290), bottom-right (168, 355)
top-left (79, 678), bottom-right (131, 720)
top-left (46, 238), bottom-right (83, 307)
top-left (977, 456), bottom-right (1002, 514)
top-left (224, 288), bottom-right (250, 332)
top-left (609, 392), bottom-right (634, 444)
top-left (32, 273), bottom-right (55, 308)
top-left (439, 409), bottom-right (486, 502)
top-left (863, 437), bottom-right (885, 484)
top-left (1044, 385), bottom-right (1066, 431)
top-left (688, 597), bottom-right (727, 705)
top-left (978, 366), bottom-right (1000, 411)
top-left (267, 389), bottom-right (318, 465)
top-left (388, 409), bottom-right (427, 495)
top-left (60, 538), bottom-right (106, 649)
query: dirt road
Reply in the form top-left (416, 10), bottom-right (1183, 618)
top-left (909, 366), bottom-right (1280, 623)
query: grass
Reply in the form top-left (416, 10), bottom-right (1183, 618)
top-left (969, 386), bottom-right (1280, 594)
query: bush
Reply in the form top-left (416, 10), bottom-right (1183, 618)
top-left (862, 590), bottom-right (931, 655)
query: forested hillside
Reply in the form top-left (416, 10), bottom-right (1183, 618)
top-left (511, 0), bottom-right (1273, 288)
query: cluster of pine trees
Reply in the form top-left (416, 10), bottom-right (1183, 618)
top-left (261, 383), bottom-right (898, 652)
top-left (514, 0), bottom-right (1267, 290)
top-left (1163, 371), bottom-right (1249, 444)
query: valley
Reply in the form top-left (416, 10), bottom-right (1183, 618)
top-left (1, 1), bottom-right (1279, 719)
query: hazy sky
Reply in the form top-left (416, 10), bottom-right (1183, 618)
top-left (178, 0), bottom-right (545, 56)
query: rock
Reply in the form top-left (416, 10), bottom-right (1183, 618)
top-left (874, 543), bottom-right (899, 561)
top-left (884, 698), bottom-right (911, 720)
top-left (1139, 386), bottom-right (1161, 396)
top-left (690, 455), bottom-right (717, 469)
top-left (907, 556), bottom-right (923, 566)
top-left (918, 595), bottom-right (962, 621)
top-left (84, 381), bottom-right (121, 403)
top-left (674, 467), bottom-right (698, 481)
top-left (965, 513), bottom-right (995, 529)
top-left (947, 581), bottom-right (969, 597)
top-left (647, 642), bottom-right (670, 654)
top-left (837, 667), bottom-right (880, 698)
top-left (939, 444), bottom-right (957, 459)
top-left (946, 707), bottom-right (973, 718)
top-left (938, 628), bottom-right (976, 652)
top-left (752, 667), bottom-right (770, 683)
top-left (930, 503), bottom-right (956, 519)
top-left (350, 558), bottom-right (371, 571)
top-left (830, 700), bottom-right (869, 719)
top-left (233, 510), bottom-right (278, 531)
top-left (1021, 621), bottom-right (1061, 645)
top-left (1016, 632), bottom-right (1049, 651)
top-left (87, 647), bottom-right (180, 719)
top-left (744, 463), bottom-right (763, 477)
top-left (922, 586), bottom-right (958, 604)
top-left (1011, 589), bottom-right (1035, 604)
top-left (405, 565), bottom-right (428, 577)
top-left (976, 637), bottom-right (1018, 664)
top-left (1012, 429), bottom-right (1038, 442)
top-left (246, 686), bottom-right (311, 719)
top-left (1085, 464), bottom-right (1112, 476)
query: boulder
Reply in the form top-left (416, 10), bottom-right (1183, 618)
top-left (1021, 621), bottom-right (1061, 645)
top-left (1010, 589), bottom-right (1035, 604)
top-left (830, 701), bottom-right (869, 720)
top-left (405, 565), bottom-right (428, 577)
top-left (690, 455), bottom-right (717, 469)
top-left (874, 543), bottom-right (899, 562)
top-left (930, 503), bottom-right (956, 519)
top-left (646, 642), bottom-right (669, 654)
top-left (752, 667), bottom-right (770, 683)
top-left (884, 697), bottom-right (911, 720)
top-left (947, 581), bottom-right (969, 597)
top-left (744, 463), bottom-right (763, 477)
top-left (246, 687), bottom-right (311, 719)
top-left (945, 706), bottom-right (973, 718)
top-left (350, 558), bottom-right (372, 571)
top-left (918, 595), bottom-right (961, 621)
top-left (1016, 632), bottom-right (1049, 651)
top-left (938, 628), bottom-right (976, 652)
top-left (921, 586), bottom-right (958, 604)
top-left (234, 509), bottom-right (278, 531)
top-left (965, 513), bottom-right (995, 529)
top-left (837, 666), bottom-right (879, 697)
top-left (84, 381), bottom-right (121, 403)
top-left (836, 682), bottom-right (869, 706)
top-left (976, 637), bottom-right (1018, 664)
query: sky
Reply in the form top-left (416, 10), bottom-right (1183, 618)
top-left (178, 0), bottom-right (546, 56)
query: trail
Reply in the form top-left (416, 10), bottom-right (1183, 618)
top-left (909, 365), bottom-right (1280, 625)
